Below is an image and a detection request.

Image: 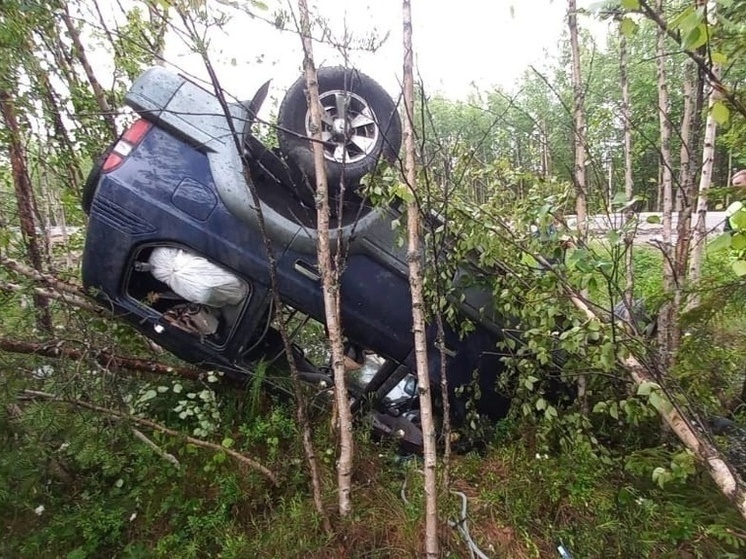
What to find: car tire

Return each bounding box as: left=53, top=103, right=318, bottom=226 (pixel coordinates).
left=277, top=66, right=401, bottom=195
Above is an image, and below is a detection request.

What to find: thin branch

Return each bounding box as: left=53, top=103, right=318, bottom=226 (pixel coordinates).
left=175, top=6, right=331, bottom=532
left=59, top=4, right=118, bottom=137
left=638, top=0, right=746, bottom=119
left=131, top=427, right=181, bottom=468
left=19, top=389, right=277, bottom=485
left=0, top=281, right=101, bottom=314
left=0, top=337, right=204, bottom=381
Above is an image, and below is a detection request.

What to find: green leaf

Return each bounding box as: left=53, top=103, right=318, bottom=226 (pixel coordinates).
left=683, top=24, right=708, bottom=50
left=731, top=208, right=746, bottom=230
left=535, top=397, right=547, bottom=411
left=621, top=0, right=640, bottom=9
left=711, top=52, right=728, bottom=65
left=669, top=6, right=695, bottom=30
left=732, top=260, right=746, bottom=276
left=609, top=402, right=619, bottom=420
left=732, top=233, right=746, bottom=251
left=646, top=214, right=661, bottom=224
left=712, top=101, right=730, bottom=125
left=649, top=391, right=673, bottom=414
left=221, top=437, right=234, bottom=448
left=636, top=381, right=658, bottom=396
left=607, top=230, right=621, bottom=245
left=652, top=466, right=670, bottom=488
left=617, top=486, right=635, bottom=505
left=620, top=17, right=639, bottom=37
left=611, top=191, right=628, bottom=206
left=707, top=232, right=732, bottom=253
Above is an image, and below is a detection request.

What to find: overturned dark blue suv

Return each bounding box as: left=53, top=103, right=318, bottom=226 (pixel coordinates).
left=82, top=66, right=526, bottom=448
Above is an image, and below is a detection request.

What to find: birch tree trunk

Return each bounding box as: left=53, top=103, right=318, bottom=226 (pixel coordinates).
left=654, top=0, right=676, bottom=365
left=674, top=60, right=697, bottom=272
left=568, top=0, right=587, bottom=240
left=668, top=58, right=701, bottom=350
left=174, top=5, right=331, bottom=531
left=402, top=1, right=438, bottom=556
left=559, top=286, right=746, bottom=522
left=620, top=24, right=635, bottom=306
left=688, top=65, right=722, bottom=304
left=297, top=0, right=354, bottom=518
left=568, top=0, right=589, bottom=411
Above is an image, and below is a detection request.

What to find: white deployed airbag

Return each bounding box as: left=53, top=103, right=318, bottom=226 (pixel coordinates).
left=148, top=247, right=248, bottom=307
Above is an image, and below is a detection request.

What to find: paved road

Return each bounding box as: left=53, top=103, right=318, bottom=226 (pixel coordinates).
left=569, top=211, right=728, bottom=244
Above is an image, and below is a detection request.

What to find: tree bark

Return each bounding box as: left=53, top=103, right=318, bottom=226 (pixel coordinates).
left=60, top=3, right=117, bottom=138
left=0, top=90, right=53, bottom=333
left=667, top=57, right=700, bottom=353
left=175, top=7, right=332, bottom=531
left=568, top=0, right=589, bottom=413
left=30, top=55, right=84, bottom=190
left=673, top=60, right=697, bottom=278
left=556, top=287, right=746, bottom=522
left=402, top=2, right=439, bottom=556
left=688, top=65, right=722, bottom=305
left=654, top=0, right=676, bottom=366
left=620, top=24, right=635, bottom=308
left=638, top=0, right=746, bottom=120
left=296, top=0, right=354, bottom=518
left=0, top=337, right=204, bottom=381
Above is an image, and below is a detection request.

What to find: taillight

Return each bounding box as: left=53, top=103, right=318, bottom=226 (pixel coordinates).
left=102, top=119, right=152, bottom=173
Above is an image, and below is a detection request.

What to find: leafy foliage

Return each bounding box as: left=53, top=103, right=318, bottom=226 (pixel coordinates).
left=3, top=0, right=746, bottom=555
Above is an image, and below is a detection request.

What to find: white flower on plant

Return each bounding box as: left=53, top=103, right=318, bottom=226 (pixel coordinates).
left=129, top=512, right=137, bottom=522
left=34, top=505, right=45, bottom=516
left=32, top=365, right=54, bottom=379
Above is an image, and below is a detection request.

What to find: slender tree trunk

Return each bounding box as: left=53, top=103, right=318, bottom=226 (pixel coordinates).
left=402, top=1, right=438, bottom=556
left=541, top=117, right=550, bottom=179
left=60, top=3, right=117, bottom=138
left=568, top=0, right=589, bottom=412
left=688, top=65, right=722, bottom=305
left=668, top=58, right=699, bottom=351
left=655, top=0, right=675, bottom=365
left=28, top=55, right=84, bottom=190
left=620, top=26, right=635, bottom=307
left=0, top=90, right=53, bottom=333
left=568, top=0, right=587, bottom=239
left=561, top=288, right=746, bottom=522
left=297, top=0, right=354, bottom=518
left=174, top=6, right=332, bottom=531
left=147, top=0, right=168, bottom=65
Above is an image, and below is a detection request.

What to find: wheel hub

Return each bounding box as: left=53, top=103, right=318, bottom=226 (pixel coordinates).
left=307, top=90, right=380, bottom=164
left=331, top=117, right=348, bottom=141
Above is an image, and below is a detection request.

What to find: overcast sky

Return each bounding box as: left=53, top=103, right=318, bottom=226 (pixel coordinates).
left=164, top=0, right=608, bottom=104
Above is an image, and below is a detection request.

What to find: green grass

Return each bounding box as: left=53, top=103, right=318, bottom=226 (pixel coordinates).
left=4, top=215, right=746, bottom=558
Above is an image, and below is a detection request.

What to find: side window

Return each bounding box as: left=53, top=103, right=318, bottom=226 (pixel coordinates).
left=126, top=245, right=250, bottom=347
